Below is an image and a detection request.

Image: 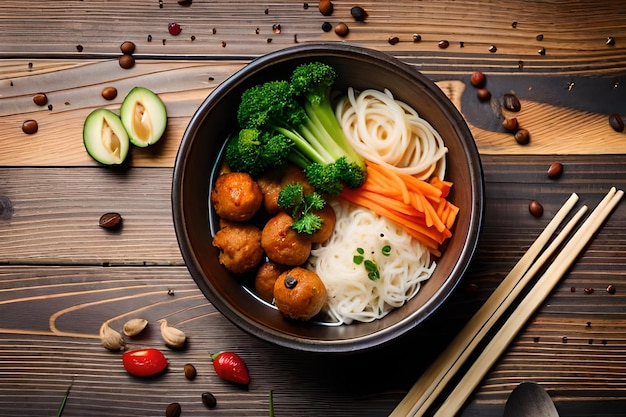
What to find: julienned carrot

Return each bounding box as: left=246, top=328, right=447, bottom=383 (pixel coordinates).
left=340, top=161, right=459, bottom=253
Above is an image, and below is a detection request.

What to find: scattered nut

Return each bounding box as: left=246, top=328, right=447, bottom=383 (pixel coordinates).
left=608, top=113, right=624, bottom=132
left=318, top=0, right=333, bottom=16
left=528, top=200, right=543, bottom=217
left=22, top=120, right=38, bottom=134
left=122, top=318, right=148, bottom=336
left=118, top=54, right=135, bottom=69
left=165, top=402, right=182, bottom=417
left=350, top=6, right=368, bottom=21
left=470, top=71, right=485, bottom=88
left=514, top=128, right=530, bottom=145
left=101, top=87, right=118, bottom=100
left=388, top=36, right=400, bottom=45
left=99, top=212, right=122, bottom=229
left=503, top=93, right=521, bottom=112
left=477, top=88, right=491, bottom=101
left=202, top=391, right=217, bottom=408
left=100, top=322, right=125, bottom=351
left=120, top=41, right=136, bottom=55
left=502, top=117, right=518, bottom=131
left=547, top=162, right=563, bottom=179
left=334, top=22, right=349, bottom=37
left=184, top=363, right=197, bottom=380
left=158, top=318, right=187, bottom=348
left=32, top=93, right=48, bottom=106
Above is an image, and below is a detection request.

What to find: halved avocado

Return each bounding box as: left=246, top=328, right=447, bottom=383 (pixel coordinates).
left=83, top=108, right=130, bottom=165
left=119, top=87, right=167, bottom=147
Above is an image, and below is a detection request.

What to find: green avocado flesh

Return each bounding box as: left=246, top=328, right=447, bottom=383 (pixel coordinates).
left=83, top=108, right=130, bottom=165
left=119, top=87, right=167, bottom=147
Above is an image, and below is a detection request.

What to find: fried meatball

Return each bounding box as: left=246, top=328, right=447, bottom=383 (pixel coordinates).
left=254, top=261, right=286, bottom=302
left=257, top=164, right=315, bottom=215
left=212, top=223, right=264, bottom=274
left=212, top=172, right=262, bottom=222
left=256, top=170, right=283, bottom=215
left=261, top=212, right=312, bottom=266
left=273, top=267, right=327, bottom=321
left=310, top=203, right=336, bottom=244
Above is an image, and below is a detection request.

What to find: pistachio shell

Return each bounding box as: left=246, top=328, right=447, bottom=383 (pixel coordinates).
left=122, top=318, right=149, bottom=336
left=158, top=319, right=186, bottom=348
left=100, top=322, right=125, bottom=351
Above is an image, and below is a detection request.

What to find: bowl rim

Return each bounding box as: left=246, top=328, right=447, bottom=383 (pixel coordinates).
left=172, top=42, right=485, bottom=353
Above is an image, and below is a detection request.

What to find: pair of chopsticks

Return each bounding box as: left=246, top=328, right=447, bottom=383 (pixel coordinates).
left=390, top=187, right=624, bottom=417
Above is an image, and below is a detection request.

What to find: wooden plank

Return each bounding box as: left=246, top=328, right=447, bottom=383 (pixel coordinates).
left=2, top=60, right=626, bottom=168
left=0, top=167, right=183, bottom=265
left=1, top=0, right=625, bottom=75
left=1, top=155, right=626, bottom=416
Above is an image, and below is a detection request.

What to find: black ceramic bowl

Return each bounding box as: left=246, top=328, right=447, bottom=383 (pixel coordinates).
left=172, top=43, right=484, bottom=353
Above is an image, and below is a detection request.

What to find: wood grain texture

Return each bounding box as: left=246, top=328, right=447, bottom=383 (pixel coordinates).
left=1, top=156, right=626, bottom=416
left=2, top=60, right=626, bottom=168
left=2, top=1, right=626, bottom=416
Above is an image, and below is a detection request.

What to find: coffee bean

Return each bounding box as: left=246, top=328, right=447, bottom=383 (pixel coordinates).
left=334, top=22, right=349, bottom=37
left=412, top=33, right=422, bottom=42
left=608, top=113, right=624, bottom=132
left=606, top=36, right=616, bottom=46
left=33, top=93, right=48, bottom=106
left=120, top=41, right=136, bottom=55
left=101, top=87, right=118, bottom=101
left=201, top=391, right=217, bottom=408
left=477, top=88, right=491, bottom=101
left=165, top=402, right=181, bottom=417
left=538, top=47, right=546, bottom=55
left=547, top=162, right=563, bottom=179
left=502, top=117, right=518, bottom=131
left=528, top=200, right=543, bottom=217
left=438, top=40, right=450, bottom=49
left=22, top=120, right=38, bottom=134
left=470, top=71, right=485, bottom=88
left=503, top=93, right=521, bottom=112
left=488, top=45, right=497, bottom=53
left=99, top=212, right=122, bottom=229
left=119, top=54, right=135, bottom=69
left=388, top=36, right=400, bottom=45
left=514, top=128, right=530, bottom=145
left=536, top=34, right=544, bottom=41
left=350, top=6, right=367, bottom=21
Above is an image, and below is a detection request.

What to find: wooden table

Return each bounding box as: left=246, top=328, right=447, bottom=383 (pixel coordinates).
left=1, top=1, right=626, bottom=415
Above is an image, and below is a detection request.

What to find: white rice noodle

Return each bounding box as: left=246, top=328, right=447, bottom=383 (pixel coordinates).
left=336, top=87, right=448, bottom=180
left=307, top=200, right=435, bottom=325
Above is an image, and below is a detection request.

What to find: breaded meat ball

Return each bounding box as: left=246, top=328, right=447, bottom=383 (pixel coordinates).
left=212, top=223, right=264, bottom=274
left=310, top=203, right=336, bottom=244
left=273, top=267, right=327, bottom=321
left=211, top=172, right=262, bottom=222
left=261, top=212, right=311, bottom=266
left=257, top=164, right=315, bottom=215
left=254, top=261, right=286, bottom=302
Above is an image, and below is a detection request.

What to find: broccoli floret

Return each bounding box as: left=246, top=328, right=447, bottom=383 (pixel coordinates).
left=224, top=128, right=294, bottom=177
left=277, top=183, right=326, bottom=234
left=234, top=62, right=366, bottom=194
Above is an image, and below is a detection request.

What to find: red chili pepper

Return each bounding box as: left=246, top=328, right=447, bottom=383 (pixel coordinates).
left=122, top=348, right=168, bottom=377
left=210, top=351, right=250, bottom=385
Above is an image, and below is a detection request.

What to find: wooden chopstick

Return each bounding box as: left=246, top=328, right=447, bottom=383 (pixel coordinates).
left=390, top=188, right=623, bottom=417
left=389, top=193, right=580, bottom=417
left=433, top=187, right=623, bottom=416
